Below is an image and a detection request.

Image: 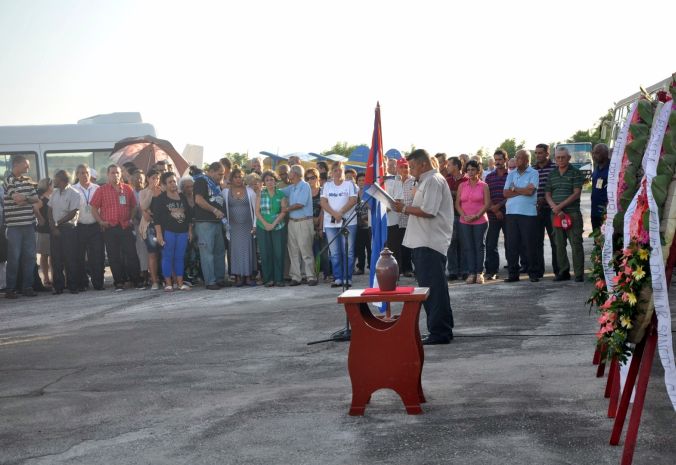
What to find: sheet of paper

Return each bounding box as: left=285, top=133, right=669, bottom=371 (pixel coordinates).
left=366, top=183, right=397, bottom=209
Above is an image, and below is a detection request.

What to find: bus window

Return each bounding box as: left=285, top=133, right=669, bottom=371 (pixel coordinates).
left=0, top=152, right=39, bottom=182
left=45, top=150, right=113, bottom=184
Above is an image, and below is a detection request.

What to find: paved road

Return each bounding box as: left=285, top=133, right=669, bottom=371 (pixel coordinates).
left=1, top=194, right=674, bottom=465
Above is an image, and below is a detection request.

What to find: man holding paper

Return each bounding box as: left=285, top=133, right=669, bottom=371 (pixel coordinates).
left=393, top=149, right=455, bottom=345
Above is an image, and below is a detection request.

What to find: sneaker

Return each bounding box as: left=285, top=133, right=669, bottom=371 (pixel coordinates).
left=475, top=274, right=484, bottom=284
left=346, top=280, right=352, bottom=288
left=331, top=280, right=343, bottom=288
left=179, top=284, right=191, bottom=291
left=151, top=282, right=160, bottom=290
left=164, top=285, right=173, bottom=292
left=485, top=274, right=497, bottom=281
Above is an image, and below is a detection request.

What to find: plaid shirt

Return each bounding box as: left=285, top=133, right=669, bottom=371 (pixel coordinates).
left=484, top=169, right=508, bottom=220
left=399, top=175, right=416, bottom=228
left=257, top=188, right=285, bottom=231
left=90, top=183, right=137, bottom=229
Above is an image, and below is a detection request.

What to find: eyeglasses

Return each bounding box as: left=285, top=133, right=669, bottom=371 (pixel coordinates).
left=306, top=176, right=317, bottom=181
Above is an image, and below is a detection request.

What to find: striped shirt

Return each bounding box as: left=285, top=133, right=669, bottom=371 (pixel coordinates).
left=545, top=165, right=583, bottom=213
left=3, top=173, right=37, bottom=227
left=484, top=169, right=508, bottom=220
left=398, top=175, right=416, bottom=228
left=535, top=160, right=555, bottom=203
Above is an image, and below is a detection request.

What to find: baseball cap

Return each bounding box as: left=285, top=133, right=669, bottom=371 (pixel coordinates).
left=396, top=158, right=409, bottom=167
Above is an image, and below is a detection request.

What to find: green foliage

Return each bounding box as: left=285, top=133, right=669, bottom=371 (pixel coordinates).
left=567, top=108, right=614, bottom=147
left=495, top=138, right=525, bottom=158
left=222, top=152, right=249, bottom=169
left=322, top=141, right=363, bottom=157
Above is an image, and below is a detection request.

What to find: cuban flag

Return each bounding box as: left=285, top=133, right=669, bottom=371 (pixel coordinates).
left=363, top=102, right=388, bottom=305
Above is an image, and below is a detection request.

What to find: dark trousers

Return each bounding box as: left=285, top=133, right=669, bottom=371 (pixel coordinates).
left=591, top=216, right=603, bottom=231
left=355, top=227, right=371, bottom=271
left=533, top=208, right=559, bottom=277
left=386, top=225, right=402, bottom=267
left=104, top=225, right=140, bottom=286
left=50, top=224, right=79, bottom=292
left=447, top=215, right=466, bottom=277
left=484, top=217, right=505, bottom=275
left=399, top=227, right=413, bottom=273
left=77, top=223, right=105, bottom=289
left=505, top=214, right=537, bottom=279
left=412, top=247, right=454, bottom=340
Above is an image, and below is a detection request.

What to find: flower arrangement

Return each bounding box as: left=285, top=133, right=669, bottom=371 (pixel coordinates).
left=595, top=238, right=652, bottom=363
left=590, top=74, right=676, bottom=364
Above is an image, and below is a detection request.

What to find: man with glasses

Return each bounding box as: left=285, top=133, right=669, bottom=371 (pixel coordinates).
left=545, top=147, right=584, bottom=282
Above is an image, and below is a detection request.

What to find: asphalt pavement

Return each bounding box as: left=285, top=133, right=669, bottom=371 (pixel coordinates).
left=1, top=194, right=674, bottom=465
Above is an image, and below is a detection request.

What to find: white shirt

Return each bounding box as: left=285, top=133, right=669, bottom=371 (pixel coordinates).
left=48, top=184, right=82, bottom=226
left=384, top=177, right=403, bottom=226
left=402, top=169, right=454, bottom=256
left=321, top=180, right=358, bottom=228
left=73, top=182, right=100, bottom=224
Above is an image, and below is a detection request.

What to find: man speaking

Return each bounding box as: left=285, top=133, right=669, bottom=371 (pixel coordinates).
left=394, top=149, right=455, bottom=345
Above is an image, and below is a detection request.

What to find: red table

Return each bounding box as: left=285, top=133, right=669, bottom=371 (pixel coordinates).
left=337, top=287, right=429, bottom=415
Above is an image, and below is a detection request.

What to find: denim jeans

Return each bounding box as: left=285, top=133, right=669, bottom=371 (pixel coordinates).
left=194, top=221, right=226, bottom=286
left=447, top=215, right=466, bottom=276
left=161, top=231, right=189, bottom=278
left=412, top=247, right=454, bottom=340
left=6, top=224, right=37, bottom=291
left=325, top=225, right=357, bottom=283
left=459, top=222, right=488, bottom=274
left=484, top=217, right=505, bottom=275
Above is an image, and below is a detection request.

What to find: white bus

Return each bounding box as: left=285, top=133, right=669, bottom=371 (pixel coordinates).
left=0, top=112, right=156, bottom=183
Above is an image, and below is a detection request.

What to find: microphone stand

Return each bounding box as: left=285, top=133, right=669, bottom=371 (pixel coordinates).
left=307, top=199, right=368, bottom=345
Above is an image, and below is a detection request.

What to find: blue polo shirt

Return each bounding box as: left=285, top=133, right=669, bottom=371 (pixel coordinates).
left=505, top=166, right=539, bottom=216
left=281, top=180, right=313, bottom=219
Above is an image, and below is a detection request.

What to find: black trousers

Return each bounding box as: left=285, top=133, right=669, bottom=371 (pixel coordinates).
left=399, top=227, right=413, bottom=273
left=104, top=225, right=140, bottom=286
left=412, top=247, right=454, bottom=340
left=50, top=223, right=79, bottom=292
left=355, top=227, right=371, bottom=271
left=505, top=214, right=538, bottom=279
left=533, top=207, right=559, bottom=277
left=77, top=222, right=105, bottom=289
left=591, top=216, right=603, bottom=231
left=386, top=225, right=402, bottom=270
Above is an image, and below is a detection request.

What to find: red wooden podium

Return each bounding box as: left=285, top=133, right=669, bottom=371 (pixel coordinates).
left=337, top=287, right=428, bottom=415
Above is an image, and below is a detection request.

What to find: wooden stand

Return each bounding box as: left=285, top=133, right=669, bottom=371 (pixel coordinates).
left=337, top=287, right=428, bottom=415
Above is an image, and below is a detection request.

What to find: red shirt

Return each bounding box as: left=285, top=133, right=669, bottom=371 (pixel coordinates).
left=446, top=173, right=467, bottom=214
left=90, top=183, right=137, bottom=229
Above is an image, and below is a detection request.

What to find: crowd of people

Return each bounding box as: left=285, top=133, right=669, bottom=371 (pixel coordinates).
left=0, top=143, right=609, bottom=311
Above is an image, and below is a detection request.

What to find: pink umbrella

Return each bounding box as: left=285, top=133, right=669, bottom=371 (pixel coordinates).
left=110, top=135, right=189, bottom=175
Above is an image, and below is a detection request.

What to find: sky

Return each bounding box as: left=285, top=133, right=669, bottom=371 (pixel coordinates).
left=1, top=0, right=674, bottom=162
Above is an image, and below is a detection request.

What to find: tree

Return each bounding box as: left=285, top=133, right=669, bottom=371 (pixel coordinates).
left=566, top=108, right=614, bottom=147
left=222, top=152, right=249, bottom=169
left=322, top=141, right=363, bottom=157
left=495, top=138, right=525, bottom=158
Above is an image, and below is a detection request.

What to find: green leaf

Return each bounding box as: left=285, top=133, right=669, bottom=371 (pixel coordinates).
left=652, top=174, right=671, bottom=206
left=630, top=123, right=650, bottom=139
left=627, top=135, right=648, bottom=155
left=642, top=210, right=651, bottom=228
left=669, top=110, right=676, bottom=129
left=624, top=170, right=638, bottom=189
left=663, top=134, right=675, bottom=156
left=614, top=213, right=625, bottom=233
left=656, top=159, right=675, bottom=177
left=637, top=100, right=654, bottom=126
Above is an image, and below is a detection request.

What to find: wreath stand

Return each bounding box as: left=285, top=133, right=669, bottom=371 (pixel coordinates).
left=593, top=239, right=676, bottom=465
